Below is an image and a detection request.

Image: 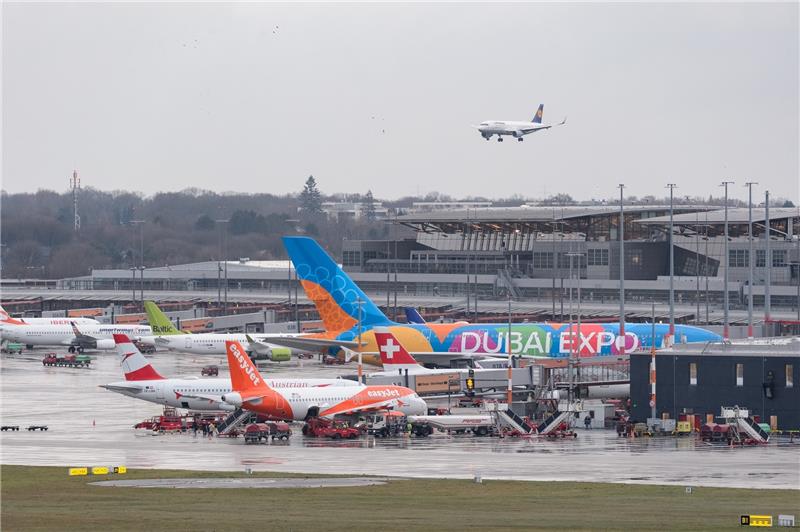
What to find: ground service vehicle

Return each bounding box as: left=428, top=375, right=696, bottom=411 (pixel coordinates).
left=42, top=353, right=91, bottom=367
left=302, top=418, right=360, bottom=439
left=201, top=365, right=219, bottom=376
left=243, top=422, right=291, bottom=443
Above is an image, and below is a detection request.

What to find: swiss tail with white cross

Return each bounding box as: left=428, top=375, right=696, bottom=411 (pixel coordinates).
left=373, top=327, right=431, bottom=373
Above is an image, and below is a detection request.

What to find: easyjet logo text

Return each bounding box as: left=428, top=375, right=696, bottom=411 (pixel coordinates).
left=367, top=389, right=401, bottom=399
left=230, top=343, right=261, bottom=387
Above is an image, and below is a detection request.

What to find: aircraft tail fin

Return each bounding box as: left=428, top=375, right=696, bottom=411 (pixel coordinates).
left=532, top=104, right=544, bottom=124
left=114, top=333, right=165, bottom=381
left=373, top=327, right=424, bottom=370
left=282, top=236, right=392, bottom=331
left=404, top=307, right=426, bottom=324
left=144, top=301, right=184, bottom=335
left=226, top=340, right=269, bottom=392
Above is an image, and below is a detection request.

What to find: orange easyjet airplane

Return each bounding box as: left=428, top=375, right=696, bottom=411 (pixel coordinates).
left=220, top=340, right=427, bottom=420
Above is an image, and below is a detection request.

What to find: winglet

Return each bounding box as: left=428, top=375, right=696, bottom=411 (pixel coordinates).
left=559, top=116, right=567, bottom=125
left=226, top=340, right=268, bottom=392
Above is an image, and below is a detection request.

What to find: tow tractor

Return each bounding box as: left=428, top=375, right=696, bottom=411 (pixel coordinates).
left=363, top=411, right=408, bottom=437
left=302, top=417, right=360, bottom=439
left=42, top=353, right=91, bottom=368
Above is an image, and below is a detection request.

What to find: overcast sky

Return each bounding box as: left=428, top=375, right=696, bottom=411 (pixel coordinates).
left=3, top=2, right=798, bottom=203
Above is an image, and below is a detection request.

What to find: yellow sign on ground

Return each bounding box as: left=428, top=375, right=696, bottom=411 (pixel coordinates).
left=91, top=466, right=109, bottom=475
left=68, top=467, right=88, bottom=476
left=741, top=514, right=773, bottom=527
left=113, top=466, right=127, bottom=474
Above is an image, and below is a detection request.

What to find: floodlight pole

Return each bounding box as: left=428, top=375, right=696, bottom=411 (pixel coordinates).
left=650, top=300, right=656, bottom=420
left=357, top=297, right=363, bottom=384
left=745, top=182, right=758, bottom=338
left=506, top=295, right=512, bottom=408
left=618, top=184, right=626, bottom=355
left=666, top=183, right=677, bottom=338
left=720, top=181, right=734, bottom=341
left=764, top=191, right=771, bottom=325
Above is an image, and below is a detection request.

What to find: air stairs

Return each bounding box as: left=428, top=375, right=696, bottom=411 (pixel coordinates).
left=536, top=410, right=573, bottom=435
left=498, top=268, right=521, bottom=299
left=495, top=408, right=535, bottom=434
left=216, top=408, right=256, bottom=435
left=720, top=406, right=770, bottom=444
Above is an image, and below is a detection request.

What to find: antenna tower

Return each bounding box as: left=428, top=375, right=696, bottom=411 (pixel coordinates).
left=71, top=170, right=81, bottom=231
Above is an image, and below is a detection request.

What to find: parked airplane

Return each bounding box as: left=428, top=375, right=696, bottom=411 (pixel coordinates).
left=474, top=104, right=566, bottom=142
left=139, top=300, right=355, bottom=359
left=0, top=305, right=97, bottom=326
left=0, top=319, right=151, bottom=352
left=100, top=334, right=361, bottom=412
left=221, top=340, right=427, bottom=420
left=278, top=236, right=721, bottom=366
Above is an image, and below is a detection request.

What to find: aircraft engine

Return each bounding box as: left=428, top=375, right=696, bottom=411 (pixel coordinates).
left=221, top=392, right=243, bottom=407
left=95, top=339, right=116, bottom=350
left=513, top=130, right=523, bottom=138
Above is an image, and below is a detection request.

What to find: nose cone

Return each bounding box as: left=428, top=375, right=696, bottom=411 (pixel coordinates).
left=408, top=396, right=427, bottom=415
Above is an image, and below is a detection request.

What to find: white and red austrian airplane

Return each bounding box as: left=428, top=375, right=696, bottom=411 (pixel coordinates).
left=221, top=340, right=427, bottom=420
left=100, top=334, right=361, bottom=412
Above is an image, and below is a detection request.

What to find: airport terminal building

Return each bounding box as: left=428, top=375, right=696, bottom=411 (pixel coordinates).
left=52, top=204, right=800, bottom=325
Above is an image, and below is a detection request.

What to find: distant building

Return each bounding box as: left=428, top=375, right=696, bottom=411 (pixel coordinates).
left=319, top=201, right=389, bottom=222
left=410, top=201, right=493, bottom=212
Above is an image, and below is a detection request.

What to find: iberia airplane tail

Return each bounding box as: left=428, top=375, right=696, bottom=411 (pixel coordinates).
left=113, top=334, right=165, bottom=381
left=0, top=305, right=25, bottom=325
left=282, top=236, right=392, bottom=332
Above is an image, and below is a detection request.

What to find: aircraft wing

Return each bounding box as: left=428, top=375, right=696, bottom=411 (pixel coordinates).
left=175, top=391, right=225, bottom=403
left=70, top=323, right=98, bottom=348
left=258, top=336, right=363, bottom=352
left=518, top=117, right=567, bottom=135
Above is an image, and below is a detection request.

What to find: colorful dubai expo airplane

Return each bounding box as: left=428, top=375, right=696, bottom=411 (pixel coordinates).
left=272, top=237, right=722, bottom=367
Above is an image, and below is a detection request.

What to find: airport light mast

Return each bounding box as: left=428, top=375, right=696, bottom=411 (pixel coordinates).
left=744, top=182, right=758, bottom=338
left=506, top=295, right=512, bottom=408
left=666, top=183, right=677, bottom=339
left=720, top=180, right=734, bottom=341
left=764, top=191, right=771, bottom=324
left=618, top=184, right=625, bottom=355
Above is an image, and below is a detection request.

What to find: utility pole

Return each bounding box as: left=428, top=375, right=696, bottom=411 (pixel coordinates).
left=618, top=184, right=626, bottom=355
left=215, top=219, right=229, bottom=313
left=764, top=191, right=771, bottom=325
left=357, top=297, right=364, bottom=384
left=130, top=220, right=146, bottom=311
left=506, top=294, right=513, bottom=408
left=666, top=183, right=677, bottom=338
left=567, top=251, right=584, bottom=402
left=650, top=300, right=656, bottom=420
left=745, top=182, right=758, bottom=338
left=721, top=181, right=734, bottom=341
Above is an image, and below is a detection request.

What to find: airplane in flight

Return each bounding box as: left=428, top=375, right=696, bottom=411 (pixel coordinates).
left=100, top=334, right=361, bottom=412
left=277, top=236, right=722, bottom=367
left=0, top=305, right=98, bottom=326
left=221, top=340, right=427, bottom=420
left=0, top=319, right=151, bottom=352
left=474, top=104, right=566, bottom=142
left=139, top=301, right=356, bottom=359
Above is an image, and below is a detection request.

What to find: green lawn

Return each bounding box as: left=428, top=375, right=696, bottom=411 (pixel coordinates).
left=2, top=465, right=798, bottom=531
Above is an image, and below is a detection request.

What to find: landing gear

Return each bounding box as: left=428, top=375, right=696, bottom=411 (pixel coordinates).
left=68, top=346, right=75, bottom=353
left=517, top=137, right=524, bottom=142
left=497, top=137, right=504, bottom=142
left=77, top=347, right=84, bottom=354
left=484, top=136, right=490, bottom=141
